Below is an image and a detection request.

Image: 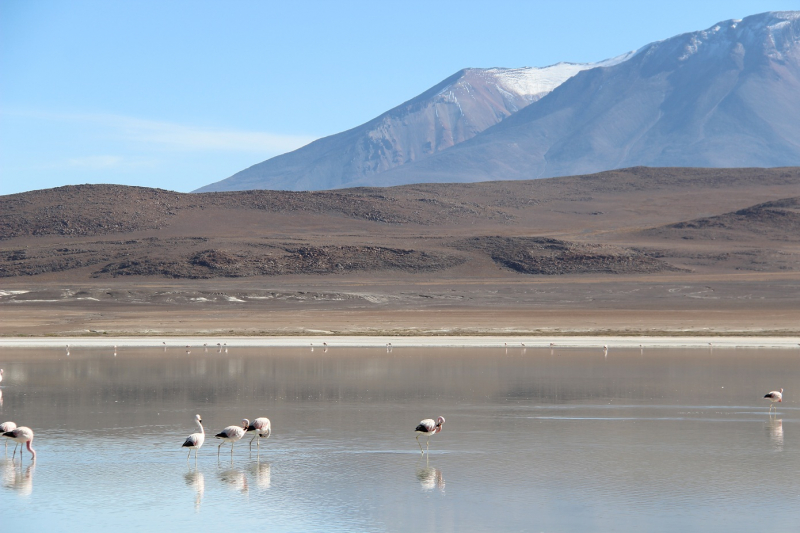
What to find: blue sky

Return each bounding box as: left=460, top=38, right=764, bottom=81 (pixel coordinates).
left=2, top=0, right=798, bottom=195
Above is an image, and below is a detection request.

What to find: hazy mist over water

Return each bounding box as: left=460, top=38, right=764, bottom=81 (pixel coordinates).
left=0, top=346, right=798, bottom=532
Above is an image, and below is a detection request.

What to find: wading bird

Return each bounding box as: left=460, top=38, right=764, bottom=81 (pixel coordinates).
left=182, top=414, right=205, bottom=460
left=0, top=368, right=3, bottom=384
left=415, top=416, right=445, bottom=454
left=247, top=418, right=271, bottom=450
left=215, top=419, right=249, bottom=458
left=764, top=388, right=783, bottom=413
left=1, top=421, right=17, bottom=452
left=3, top=426, right=35, bottom=460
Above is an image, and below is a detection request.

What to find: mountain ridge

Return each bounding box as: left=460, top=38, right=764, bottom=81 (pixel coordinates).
left=194, top=54, right=634, bottom=192
left=197, top=11, right=800, bottom=192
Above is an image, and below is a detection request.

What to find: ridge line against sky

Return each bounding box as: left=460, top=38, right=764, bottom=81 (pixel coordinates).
left=2, top=0, right=798, bottom=195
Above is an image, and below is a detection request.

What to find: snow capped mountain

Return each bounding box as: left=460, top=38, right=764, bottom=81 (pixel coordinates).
left=196, top=11, right=800, bottom=193
left=357, top=11, right=800, bottom=187
left=194, top=54, right=633, bottom=192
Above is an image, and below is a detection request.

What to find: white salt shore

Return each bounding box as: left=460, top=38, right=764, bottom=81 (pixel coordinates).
left=1, top=336, right=798, bottom=349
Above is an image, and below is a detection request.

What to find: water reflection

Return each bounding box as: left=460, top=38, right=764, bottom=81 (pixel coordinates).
left=416, top=458, right=445, bottom=493
left=766, top=418, right=784, bottom=450
left=249, top=459, right=271, bottom=489
left=219, top=466, right=249, bottom=494
left=1, top=458, right=34, bottom=496
left=2, top=346, right=800, bottom=532
left=184, top=469, right=205, bottom=511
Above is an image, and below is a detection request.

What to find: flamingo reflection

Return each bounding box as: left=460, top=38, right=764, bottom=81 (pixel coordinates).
left=767, top=418, right=784, bottom=449
left=250, top=459, right=271, bottom=489
left=2, top=459, right=34, bottom=496
left=218, top=466, right=249, bottom=494
left=417, top=459, right=445, bottom=492
left=184, top=469, right=205, bottom=511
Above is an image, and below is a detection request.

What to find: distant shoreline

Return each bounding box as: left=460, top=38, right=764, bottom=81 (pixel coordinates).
left=1, top=335, right=798, bottom=349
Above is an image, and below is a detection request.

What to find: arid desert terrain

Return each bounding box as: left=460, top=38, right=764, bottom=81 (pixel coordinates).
left=2, top=167, right=799, bottom=337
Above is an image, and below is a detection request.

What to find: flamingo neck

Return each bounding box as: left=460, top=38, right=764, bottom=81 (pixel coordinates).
left=26, top=440, right=36, bottom=458
left=197, top=420, right=205, bottom=435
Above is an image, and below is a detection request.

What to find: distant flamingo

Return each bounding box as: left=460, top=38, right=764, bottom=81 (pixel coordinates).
left=415, top=416, right=445, bottom=454
left=0, top=368, right=3, bottom=384
left=3, top=426, right=35, bottom=460
left=182, top=414, right=205, bottom=460
left=764, top=388, right=783, bottom=413
left=1, top=421, right=17, bottom=452
left=215, top=419, right=249, bottom=457
left=247, top=418, right=271, bottom=450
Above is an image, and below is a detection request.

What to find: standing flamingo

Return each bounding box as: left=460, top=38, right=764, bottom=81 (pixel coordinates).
left=764, top=388, right=783, bottom=413
left=1, top=421, right=17, bottom=452
left=415, top=416, right=445, bottom=454
left=3, top=426, right=35, bottom=460
left=0, top=368, right=3, bottom=384
left=247, top=418, right=271, bottom=450
left=181, top=414, right=205, bottom=460
left=215, top=419, right=249, bottom=457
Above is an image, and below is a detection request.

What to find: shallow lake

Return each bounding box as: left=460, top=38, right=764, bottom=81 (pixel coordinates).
left=0, top=345, right=798, bottom=532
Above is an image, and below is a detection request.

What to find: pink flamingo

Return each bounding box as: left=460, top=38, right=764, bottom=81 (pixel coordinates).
left=215, top=419, right=249, bottom=457
left=1, top=421, right=17, bottom=452
left=181, top=414, right=205, bottom=460
left=247, top=418, right=271, bottom=450
left=764, top=388, right=783, bottom=413
left=3, top=426, right=35, bottom=460
left=415, top=416, right=445, bottom=454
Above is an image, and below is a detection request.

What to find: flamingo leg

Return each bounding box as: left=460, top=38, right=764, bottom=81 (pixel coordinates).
left=187, top=449, right=191, bottom=460
left=218, top=442, right=223, bottom=457
left=250, top=434, right=257, bottom=450
left=426, top=438, right=431, bottom=453
left=416, top=435, right=424, bottom=454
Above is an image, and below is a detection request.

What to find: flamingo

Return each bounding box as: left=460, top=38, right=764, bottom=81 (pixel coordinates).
left=247, top=418, right=271, bottom=450
left=415, top=416, right=445, bottom=454
left=1, top=421, right=17, bottom=452
left=764, top=388, right=783, bottom=413
left=0, top=368, right=3, bottom=384
left=181, top=414, right=205, bottom=460
left=215, top=419, right=249, bottom=457
left=3, top=426, right=35, bottom=460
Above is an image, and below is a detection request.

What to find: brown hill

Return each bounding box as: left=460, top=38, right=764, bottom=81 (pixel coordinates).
left=643, top=197, right=800, bottom=242
left=2, top=167, right=799, bottom=280
left=2, top=167, right=799, bottom=336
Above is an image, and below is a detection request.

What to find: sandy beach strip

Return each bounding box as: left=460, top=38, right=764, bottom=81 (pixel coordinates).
left=1, top=336, right=799, bottom=349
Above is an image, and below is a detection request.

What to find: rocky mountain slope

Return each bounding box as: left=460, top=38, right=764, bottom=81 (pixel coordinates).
left=195, top=56, right=632, bottom=192
left=198, top=11, right=800, bottom=192
left=366, top=11, right=800, bottom=187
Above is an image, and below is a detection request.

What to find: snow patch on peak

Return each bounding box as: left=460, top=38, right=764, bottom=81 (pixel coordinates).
left=484, top=51, right=636, bottom=101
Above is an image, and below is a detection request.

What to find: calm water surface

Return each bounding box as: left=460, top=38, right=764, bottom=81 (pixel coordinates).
left=0, top=346, right=798, bottom=532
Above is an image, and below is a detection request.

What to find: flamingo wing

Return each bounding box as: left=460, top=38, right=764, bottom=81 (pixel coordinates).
left=416, top=419, right=435, bottom=433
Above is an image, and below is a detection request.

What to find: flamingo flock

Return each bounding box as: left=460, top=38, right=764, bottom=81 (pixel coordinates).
left=176, top=413, right=448, bottom=459
left=177, top=416, right=273, bottom=459
left=0, top=344, right=791, bottom=467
